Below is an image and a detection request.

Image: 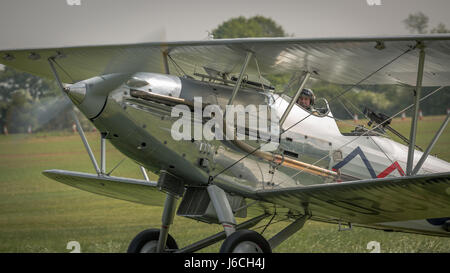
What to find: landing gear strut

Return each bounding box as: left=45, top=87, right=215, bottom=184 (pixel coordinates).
left=127, top=228, right=178, bottom=253
left=128, top=171, right=181, bottom=253
left=127, top=174, right=309, bottom=253
left=127, top=193, right=179, bottom=253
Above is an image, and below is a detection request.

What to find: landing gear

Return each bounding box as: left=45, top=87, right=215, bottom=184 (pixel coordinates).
left=220, top=230, right=272, bottom=253
left=127, top=229, right=178, bottom=253
left=128, top=171, right=182, bottom=253
left=127, top=192, right=178, bottom=253
left=444, top=220, right=450, bottom=232
left=126, top=173, right=309, bottom=253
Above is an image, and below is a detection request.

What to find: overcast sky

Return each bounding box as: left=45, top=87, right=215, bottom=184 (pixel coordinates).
left=1, top=0, right=450, bottom=49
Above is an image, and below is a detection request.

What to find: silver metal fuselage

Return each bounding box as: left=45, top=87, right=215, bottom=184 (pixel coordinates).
left=68, top=72, right=450, bottom=235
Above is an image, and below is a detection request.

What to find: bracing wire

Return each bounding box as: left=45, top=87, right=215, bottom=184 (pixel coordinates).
left=277, top=85, right=446, bottom=185
left=210, top=45, right=416, bottom=183
left=281, top=46, right=414, bottom=135
left=167, top=54, right=188, bottom=77
left=50, top=57, right=75, bottom=84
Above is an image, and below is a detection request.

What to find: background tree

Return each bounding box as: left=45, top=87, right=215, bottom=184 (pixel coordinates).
left=430, top=23, right=450, bottom=34
left=400, top=12, right=450, bottom=117
left=0, top=66, right=80, bottom=133
left=403, top=12, right=450, bottom=34
left=403, top=12, right=429, bottom=34
left=211, top=15, right=287, bottom=39
left=211, top=15, right=291, bottom=91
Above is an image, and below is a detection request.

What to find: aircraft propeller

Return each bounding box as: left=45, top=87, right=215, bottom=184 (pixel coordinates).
left=27, top=27, right=168, bottom=132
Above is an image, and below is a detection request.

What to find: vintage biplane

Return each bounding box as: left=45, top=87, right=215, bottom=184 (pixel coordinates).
left=1, top=34, right=450, bottom=253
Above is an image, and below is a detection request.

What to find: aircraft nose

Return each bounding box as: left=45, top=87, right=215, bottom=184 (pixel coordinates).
left=65, top=83, right=87, bottom=105
left=66, top=73, right=129, bottom=119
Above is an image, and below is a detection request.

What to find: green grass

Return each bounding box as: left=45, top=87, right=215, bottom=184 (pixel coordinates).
left=0, top=116, right=449, bottom=253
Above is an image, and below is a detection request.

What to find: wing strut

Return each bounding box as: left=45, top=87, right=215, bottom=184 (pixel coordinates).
left=71, top=110, right=102, bottom=175
left=268, top=213, right=310, bottom=250
left=412, top=112, right=450, bottom=175
left=226, top=51, right=253, bottom=107
left=48, top=57, right=102, bottom=175
left=406, top=43, right=426, bottom=176
left=162, top=50, right=170, bottom=75
left=100, top=132, right=107, bottom=174
left=140, top=166, right=151, bottom=181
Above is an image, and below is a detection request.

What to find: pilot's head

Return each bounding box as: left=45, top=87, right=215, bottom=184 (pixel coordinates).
left=297, top=88, right=315, bottom=109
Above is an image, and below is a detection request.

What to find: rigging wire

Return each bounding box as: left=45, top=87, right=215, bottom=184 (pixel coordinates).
left=320, top=113, right=396, bottom=166
left=49, top=57, right=75, bottom=84
left=336, top=97, right=357, bottom=119
left=209, top=45, right=415, bottom=183
left=167, top=54, right=188, bottom=77
left=281, top=46, right=414, bottom=135
left=211, top=143, right=262, bottom=180
left=253, top=217, right=291, bottom=234
left=260, top=208, right=277, bottom=235
left=324, top=113, right=388, bottom=138
left=327, top=111, right=396, bottom=165
left=254, top=57, right=266, bottom=93
left=369, top=135, right=396, bottom=166
left=278, top=85, right=446, bottom=185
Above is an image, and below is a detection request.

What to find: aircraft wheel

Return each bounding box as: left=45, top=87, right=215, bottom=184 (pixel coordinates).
left=220, top=230, right=272, bottom=253
left=444, top=220, right=450, bottom=232
left=127, top=228, right=178, bottom=253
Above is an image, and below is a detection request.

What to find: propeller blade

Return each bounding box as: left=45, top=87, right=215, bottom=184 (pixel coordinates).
left=31, top=95, right=72, bottom=130
left=101, top=27, right=168, bottom=88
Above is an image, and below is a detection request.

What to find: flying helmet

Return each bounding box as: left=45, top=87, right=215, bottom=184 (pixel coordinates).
left=300, top=88, right=315, bottom=106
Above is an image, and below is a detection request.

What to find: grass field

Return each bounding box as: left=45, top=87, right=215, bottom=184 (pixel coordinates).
left=0, top=115, right=449, bottom=253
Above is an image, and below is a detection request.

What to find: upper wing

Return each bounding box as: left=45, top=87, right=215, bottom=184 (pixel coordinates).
left=1, top=34, right=450, bottom=86
left=256, top=172, right=450, bottom=224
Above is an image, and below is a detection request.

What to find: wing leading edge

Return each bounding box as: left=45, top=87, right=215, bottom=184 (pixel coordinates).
left=256, top=172, right=450, bottom=225
left=42, top=169, right=165, bottom=206
left=1, top=35, right=450, bottom=86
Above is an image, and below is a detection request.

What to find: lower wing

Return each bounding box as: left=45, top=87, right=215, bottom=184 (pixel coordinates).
left=42, top=169, right=165, bottom=206
left=256, top=172, right=450, bottom=226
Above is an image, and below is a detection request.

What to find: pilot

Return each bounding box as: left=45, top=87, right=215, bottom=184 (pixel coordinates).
left=296, top=88, right=316, bottom=112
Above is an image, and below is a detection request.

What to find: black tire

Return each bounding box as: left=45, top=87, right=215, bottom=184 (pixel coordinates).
left=220, top=230, right=272, bottom=253
left=127, top=228, right=178, bottom=253
left=444, top=220, right=450, bottom=232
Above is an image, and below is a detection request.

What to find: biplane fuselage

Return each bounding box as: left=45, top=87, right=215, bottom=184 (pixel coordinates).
left=67, top=72, right=450, bottom=236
